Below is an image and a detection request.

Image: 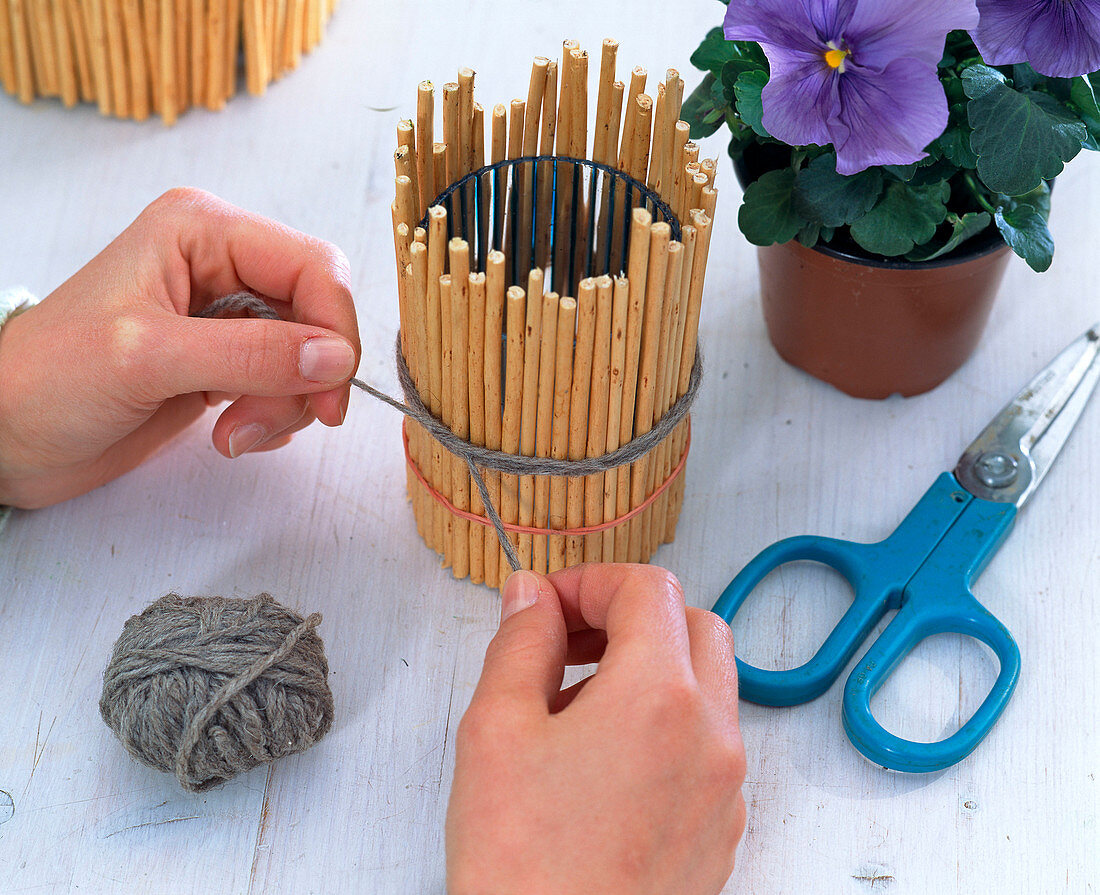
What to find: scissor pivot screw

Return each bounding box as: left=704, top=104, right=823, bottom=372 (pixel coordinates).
left=974, top=451, right=1019, bottom=488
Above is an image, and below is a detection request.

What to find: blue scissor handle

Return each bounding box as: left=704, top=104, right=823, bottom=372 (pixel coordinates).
left=712, top=535, right=911, bottom=706
left=843, top=496, right=1020, bottom=773
left=713, top=473, right=974, bottom=706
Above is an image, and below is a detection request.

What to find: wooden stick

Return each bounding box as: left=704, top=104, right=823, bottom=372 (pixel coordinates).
left=614, top=208, right=651, bottom=561
left=52, top=0, right=78, bottom=106
left=392, top=211, right=411, bottom=359
left=282, top=0, right=302, bottom=74
left=482, top=251, right=506, bottom=588
left=458, top=66, right=475, bottom=238
left=602, top=275, right=630, bottom=560
left=516, top=268, right=545, bottom=570
left=491, top=102, right=507, bottom=254
left=656, top=69, right=683, bottom=197
left=617, top=66, right=646, bottom=171
left=584, top=274, right=613, bottom=562
left=0, top=0, right=17, bottom=96
left=442, top=81, right=460, bottom=187
left=547, top=295, right=576, bottom=573
left=701, top=156, right=717, bottom=189
left=397, top=118, right=419, bottom=221
left=668, top=121, right=689, bottom=210
left=518, top=56, right=547, bottom=277
left=69, top=0, right=94, bottom=104
left=458, top=66, right=475, bottom=175
left=592, top=38, right=618, bottom=165
left=505, top=97, right=524, bottom=263
left=628, top=93, right=654, bottom=187
left=29, top=0, right=57, bottom=98
left=535, top=59, right=557, bottom=268
left=627, top=222, right=670, bottom=562
left=432, top=142, right=447, bottom=211
left=395, top=173, right=417, bottom=234
left=416, top=80, right=434, bottom=214
left=205, top=0, right=226, bottom=109
left=188, top=0, right=203, bottom=107
left=242, top=0, right=264, bottom=95
left=173, top=0, right=188, bottom=107
left=566, top=277, right=596, bottom=566
left=645, top=238, right=683, bottom=557
left=473, top=102, right=487, bottom=266
left=408, top=241, right=432, bottom=550
left=499, top=283, right=526, bottom=583
left=85, top=0, right=111, bottom=113
left=224, top=0, right=239, bottom=101
left=439, top=272, right=456, bottom=569
left=665, top=210, right=712, bottom=540
left=532, top=290, right=561, bottom=574
left=448, top=240, right=473, bottom=582
left=467, top=270, right=487, bottom=584
left=568, top=47, right=589, bottom=287
left=427, top=205, right=450, bottom=560
left=648, top=80, right=667, bottom=193
left=158, top=0, right=176, bottom=123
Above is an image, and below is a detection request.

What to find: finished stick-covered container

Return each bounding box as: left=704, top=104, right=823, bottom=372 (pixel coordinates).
left=391, top=39, right=718, bottom=587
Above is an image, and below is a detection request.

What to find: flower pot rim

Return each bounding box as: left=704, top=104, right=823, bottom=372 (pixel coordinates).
left=803, top=230, right=1009, bottom=271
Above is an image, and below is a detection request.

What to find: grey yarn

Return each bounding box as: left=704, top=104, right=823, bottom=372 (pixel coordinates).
left=198, top=292, right=703, bottom=571
left=99, top=592, right=334, bottom=793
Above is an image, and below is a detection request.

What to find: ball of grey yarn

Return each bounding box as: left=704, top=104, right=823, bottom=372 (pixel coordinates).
left=99, top=593, right=335, bottom=793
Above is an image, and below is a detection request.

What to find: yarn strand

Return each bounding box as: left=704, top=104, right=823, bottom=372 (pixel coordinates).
left=197, top=293, right=703, bottom=573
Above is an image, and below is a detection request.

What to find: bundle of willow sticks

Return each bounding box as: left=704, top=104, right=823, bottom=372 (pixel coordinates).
left=392, top=39, right=718, bottom=587
left=0, top=0, right=336, bottom=123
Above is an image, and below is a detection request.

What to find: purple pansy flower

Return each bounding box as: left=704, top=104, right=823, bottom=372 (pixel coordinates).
left=972, top=0, right=1100, bottom=78
left=724, top=0, right=979, bottom=175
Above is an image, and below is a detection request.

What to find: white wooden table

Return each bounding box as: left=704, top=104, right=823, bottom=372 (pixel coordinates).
left=2, top=3, right=1097, bottom=892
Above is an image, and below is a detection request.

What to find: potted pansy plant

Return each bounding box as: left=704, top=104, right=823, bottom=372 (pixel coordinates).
left=685, top=0, right=1100, bottom=398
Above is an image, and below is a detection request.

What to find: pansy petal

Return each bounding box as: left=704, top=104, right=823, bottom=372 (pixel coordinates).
left=759, top=54, right=840, bottom=148
left=971, top=0, right=1036, bottom=65
left=846, top=0, right=979, bottom=71
left=724, top=0, right=825, bottom=54
left=828, top=58, right=948, bottom=174
left=1023, top=1, right=1100, bottom=77
left=974, top=0, right=1100, bottom=77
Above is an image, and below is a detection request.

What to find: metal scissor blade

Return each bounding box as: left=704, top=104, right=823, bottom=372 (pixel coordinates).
left=955, top=324, right=1100, bottom=507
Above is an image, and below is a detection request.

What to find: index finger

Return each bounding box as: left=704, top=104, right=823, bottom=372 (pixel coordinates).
left=545, top=563, right=693, bottom=678
left=143, top=188, right=359, bottom=346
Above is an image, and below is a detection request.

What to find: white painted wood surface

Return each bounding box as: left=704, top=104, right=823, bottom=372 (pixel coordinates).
left=1, top=3, right=1098, bottom=892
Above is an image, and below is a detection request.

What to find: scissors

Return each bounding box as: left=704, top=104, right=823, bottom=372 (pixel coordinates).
left=713, top=325, right=1100, bottom=773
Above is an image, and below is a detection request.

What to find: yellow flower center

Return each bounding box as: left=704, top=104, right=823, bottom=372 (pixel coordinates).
left=824, top=42, right=850, bottom=72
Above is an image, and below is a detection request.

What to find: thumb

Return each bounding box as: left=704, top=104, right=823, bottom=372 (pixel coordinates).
left=142, top=314, right=358, bottom=399
left=469, top=571, right=568, bottom=714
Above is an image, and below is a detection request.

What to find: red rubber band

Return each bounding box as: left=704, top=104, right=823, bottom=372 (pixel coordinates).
left=401, top=418, right=692, bottom=537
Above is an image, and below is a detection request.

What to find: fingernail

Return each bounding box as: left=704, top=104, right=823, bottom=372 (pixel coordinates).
left=299, top=337, right=356, bottom=384
left=228, top=423, right=266, bottom=458
left=501, top=570, right=540, bottom=622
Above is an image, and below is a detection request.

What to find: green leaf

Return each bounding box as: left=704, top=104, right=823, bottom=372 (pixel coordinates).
left=964, top=64, right=1086, bottom=195
left=1070, top=73, right=1100, bottom=150
left=849, top=181, right=950, bottom=256
left=793, top=153, right=883, bottom=227
left=738, top=169, right=804, bottom=246
left=734, top=70, right=770, bottom=138
left=882, top=163, right=919, bottom=181
left=906, top=211, right=991, bottom=261
left=682, top=74, right=724, bottom=140
left=690, top=28, right=736, bottom=74
left=995, top=202, right=1054, bottom=272
left=936, top=106, right=978, bottom=168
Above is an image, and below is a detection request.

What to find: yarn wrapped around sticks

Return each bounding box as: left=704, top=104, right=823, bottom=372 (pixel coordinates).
left=99, top=593, right=334, bottom=792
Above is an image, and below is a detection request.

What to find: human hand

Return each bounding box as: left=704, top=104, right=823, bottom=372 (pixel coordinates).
left=0, top=188, right=360, bottom=508
left=446, top=564, right=747, bottom=895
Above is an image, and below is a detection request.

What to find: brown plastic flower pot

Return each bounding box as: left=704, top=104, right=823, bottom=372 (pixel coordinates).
left=757, top=238, right=1012, bottom=399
